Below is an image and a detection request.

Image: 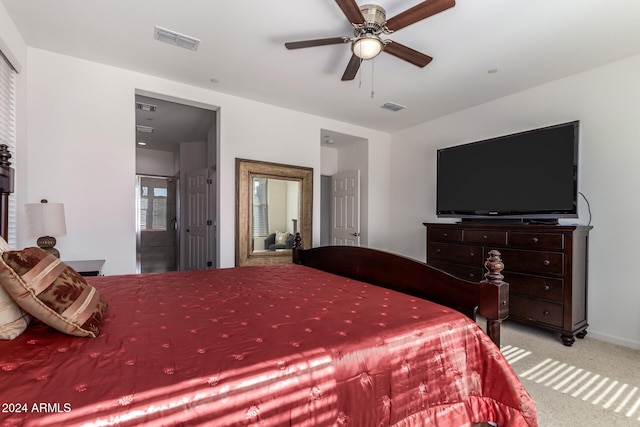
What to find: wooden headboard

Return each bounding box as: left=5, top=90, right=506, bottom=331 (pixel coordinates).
left=0, top=144, right=14, bottom=241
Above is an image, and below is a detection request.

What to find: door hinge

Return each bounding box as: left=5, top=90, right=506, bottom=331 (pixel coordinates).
left=207, top=178, right=213, bottom=185
left=207, top=261, right=213, bottom=267
left=207, top=220, right=213, bottom=226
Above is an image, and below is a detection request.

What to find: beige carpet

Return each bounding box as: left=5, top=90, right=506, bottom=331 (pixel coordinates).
left=500, top=320, right=640, bottom=426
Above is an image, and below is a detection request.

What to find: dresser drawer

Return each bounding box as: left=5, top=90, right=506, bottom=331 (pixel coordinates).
left=428, top=242, right=482, bottom=265
left=428, top=228, right=463, bottom=243
left=498, top=249, right=564, bottom=276
left=509, top=232, right=564, bottom=251
left=506, top=272, right=563, bottom=302
left=428, top=260, right=484, bottom=282
left=464, top=229, right=507, bottom=246
left=511, top=296, right=564, bottom=328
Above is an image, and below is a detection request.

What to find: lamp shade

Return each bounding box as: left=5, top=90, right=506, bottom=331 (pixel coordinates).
left=25, top=202, right=67, bottom=238
left=352, top=35, right=383, bottom=60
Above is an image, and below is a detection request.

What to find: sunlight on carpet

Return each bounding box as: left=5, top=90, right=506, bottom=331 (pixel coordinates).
left=501, top=345, right=640, bottom=422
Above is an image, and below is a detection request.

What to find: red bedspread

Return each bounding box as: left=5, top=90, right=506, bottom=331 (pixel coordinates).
left=0, top=264, right=537, bottom=426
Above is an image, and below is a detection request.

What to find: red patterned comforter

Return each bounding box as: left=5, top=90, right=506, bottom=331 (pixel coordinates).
left=0, top=264, right=537, bottom=426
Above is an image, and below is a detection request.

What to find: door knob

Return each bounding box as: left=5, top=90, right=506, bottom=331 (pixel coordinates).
left=350, top=232, right=360, bottom=237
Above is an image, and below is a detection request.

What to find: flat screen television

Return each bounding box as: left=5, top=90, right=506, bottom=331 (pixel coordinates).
left=436, top=120, right=579, bottom=222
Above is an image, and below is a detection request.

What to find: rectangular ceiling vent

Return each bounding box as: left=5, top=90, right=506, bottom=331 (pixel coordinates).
left=136, top=125, right=154, bottom=133
left=136, top=102, right=157, bottom=112
left=154, top=26, right=200, bottom=51
left=381, top=102, right=407, bottom=112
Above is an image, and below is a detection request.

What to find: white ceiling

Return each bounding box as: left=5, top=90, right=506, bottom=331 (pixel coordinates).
left=3, top=0, right=640, bottom=134
left=135, top=95, right=216, bottom=152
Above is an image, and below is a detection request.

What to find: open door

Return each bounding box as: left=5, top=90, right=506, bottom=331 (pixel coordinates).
left=331, top=170, right=360, bottom=246
left=184, top=168, right=211, bottom=270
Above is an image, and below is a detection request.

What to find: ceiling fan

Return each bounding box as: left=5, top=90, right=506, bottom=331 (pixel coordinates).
left=285, top=0, right=455, bottom=81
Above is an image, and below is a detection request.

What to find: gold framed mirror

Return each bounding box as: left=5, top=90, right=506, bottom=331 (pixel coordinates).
left=236, top=158, right=313, bottom=266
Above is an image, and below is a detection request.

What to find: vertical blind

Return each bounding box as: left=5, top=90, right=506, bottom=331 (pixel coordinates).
left=0, top=51, right=17, bottom=247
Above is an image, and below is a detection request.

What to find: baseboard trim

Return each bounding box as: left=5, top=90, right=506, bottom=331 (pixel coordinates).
left=587, top=330, right=640, bottom=350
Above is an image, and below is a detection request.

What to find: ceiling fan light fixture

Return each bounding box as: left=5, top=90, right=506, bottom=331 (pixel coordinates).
left=352, top=35, right=383, bottom=60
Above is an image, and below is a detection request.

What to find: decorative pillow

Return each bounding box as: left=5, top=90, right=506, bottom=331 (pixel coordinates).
left=0, top=285, right=31, bottom=340
left=0, top=247, right=108, bottom=337
left=0, top=236, right=32, bottom=340
left=275, top=230, right=289, bottom=245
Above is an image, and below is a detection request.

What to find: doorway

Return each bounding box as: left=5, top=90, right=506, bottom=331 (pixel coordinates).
left=135, top=92, right=218, bottom=271
left=137, top=175, right=177, bottom=273
left=320, top=129, right=368, bottom=247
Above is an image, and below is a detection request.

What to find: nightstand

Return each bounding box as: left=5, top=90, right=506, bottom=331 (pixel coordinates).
left=64, top=259, right=105, bottom=277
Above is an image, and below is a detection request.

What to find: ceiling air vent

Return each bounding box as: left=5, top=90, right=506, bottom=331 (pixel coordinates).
left=136, top=102, right=157, bottom=112
left=154, top=26, right=200, bottom=51
left=381, top=102, right=406, bottom=112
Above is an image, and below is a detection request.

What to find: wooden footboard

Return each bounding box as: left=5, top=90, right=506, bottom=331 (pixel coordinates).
left=292, top=235, right=508, bottom=347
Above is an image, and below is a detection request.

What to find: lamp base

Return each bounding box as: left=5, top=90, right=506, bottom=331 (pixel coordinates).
left=37, top=236, right=60, bottom=258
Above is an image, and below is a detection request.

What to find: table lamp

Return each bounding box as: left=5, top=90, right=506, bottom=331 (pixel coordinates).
left=25, top=199, right=66, bottom=258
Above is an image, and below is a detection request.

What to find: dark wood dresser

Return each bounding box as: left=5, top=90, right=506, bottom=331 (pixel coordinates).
left=424, top=222, right=592, bottom=345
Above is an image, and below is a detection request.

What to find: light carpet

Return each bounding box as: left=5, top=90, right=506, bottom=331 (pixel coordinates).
left=500, top=320, right=640, bottom=426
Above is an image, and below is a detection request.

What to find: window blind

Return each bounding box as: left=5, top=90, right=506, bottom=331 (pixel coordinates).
left=0, top=51, right=17, bottom=247
left=252, top=178, right=269, bottom=237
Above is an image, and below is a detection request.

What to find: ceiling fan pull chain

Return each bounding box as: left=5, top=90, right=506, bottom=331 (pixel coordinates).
left=371, top=58, right=375, bottom=98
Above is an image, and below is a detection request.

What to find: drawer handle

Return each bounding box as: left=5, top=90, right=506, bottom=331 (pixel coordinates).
left=443, top=233, right=448, bottom=237
left=436, top=249, right=441, bottom=253
left=542, top=310, right=550, bottom=316
left=531, top=237, right=539, bottom=243
left=469, top=252, right=475, bottom=257
left=468, top=273, right=475, bottom=278
left=483, top=235, right=488, bottom=239
left=543, top=285, right=551, bottom=291
left=543, top=260, right=551, bottom=266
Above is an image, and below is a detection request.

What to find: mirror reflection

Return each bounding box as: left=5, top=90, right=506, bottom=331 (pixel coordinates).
left=236, top=158, right=312, bottom=267
left=252, top=178, right=299, bottom=252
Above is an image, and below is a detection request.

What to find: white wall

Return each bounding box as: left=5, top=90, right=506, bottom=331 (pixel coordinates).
left=389, top=54, right=640, bottom=349
left=136, top=148, right=175, bottom=176
left=320, top=145, right=338, bottom=176
left=13, top=47, right=390, bottom=274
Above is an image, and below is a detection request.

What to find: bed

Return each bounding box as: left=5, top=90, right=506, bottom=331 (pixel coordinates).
left=0, top=154, right=536, bottom=426
left=0, top=246, right=536, bottom=426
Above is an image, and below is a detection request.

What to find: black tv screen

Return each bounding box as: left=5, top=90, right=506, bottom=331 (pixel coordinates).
left=436, top=121, right=579, bottom=221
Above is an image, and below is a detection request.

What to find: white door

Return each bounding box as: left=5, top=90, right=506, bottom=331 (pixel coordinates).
left=185, top=168, right=210, bottom=270
left=331, top=170, right=360, bottom=246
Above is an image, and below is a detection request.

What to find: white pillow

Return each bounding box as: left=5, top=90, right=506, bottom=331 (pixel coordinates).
left=0, top=286, right=31, bottom=340
left=275, top=231, right=289, bottom=245
left=0, top=236, right=10, bottom=253
left=0, top=236, right=33, bottom=339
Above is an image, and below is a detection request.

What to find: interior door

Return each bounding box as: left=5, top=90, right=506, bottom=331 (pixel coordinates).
left=184, top=168, right=211, bottom=270
left=331, top=170, right=360, bottom=246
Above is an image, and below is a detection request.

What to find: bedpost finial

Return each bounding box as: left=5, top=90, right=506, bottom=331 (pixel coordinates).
left=292, top=233, right=302, bottom=264
left=484, top=249, right=504, bottom=284
left=0, top=144, right=11, bottom=168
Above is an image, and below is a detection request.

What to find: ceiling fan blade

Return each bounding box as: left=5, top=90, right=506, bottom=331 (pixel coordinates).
left=341, top=54, right=362, bottom=81
left=385, top=0, right=455, bottom=31
left=334, top=0, right=365, bottom=24
left=383, top=41, right=433, bottom=67
left=285, top=37, right=350, bottom=50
